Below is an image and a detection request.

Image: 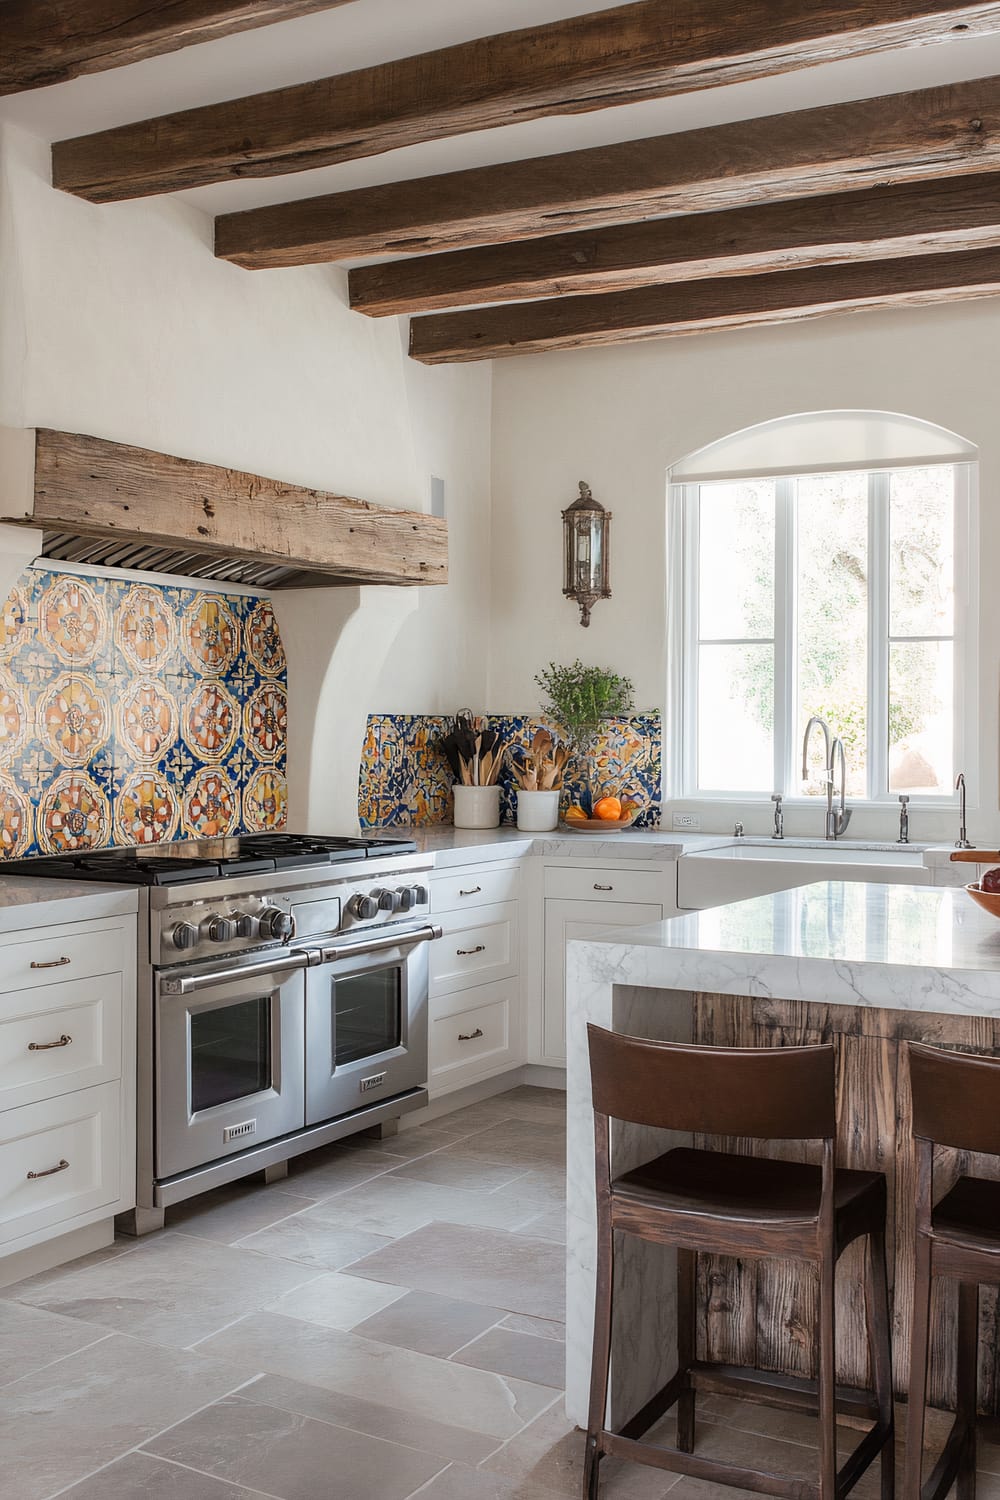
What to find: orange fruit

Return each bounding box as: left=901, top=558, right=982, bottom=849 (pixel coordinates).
left=593, top=795, right=623, bottom=821
left=564, top=805, right=587, bottom=820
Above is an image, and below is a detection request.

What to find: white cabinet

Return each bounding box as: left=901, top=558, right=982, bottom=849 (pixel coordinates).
left=542, top=897, right=663, bottom=1064
left=429, top=863, right=522, bottom=1097
left=0, top=913, right=135, bottom=1268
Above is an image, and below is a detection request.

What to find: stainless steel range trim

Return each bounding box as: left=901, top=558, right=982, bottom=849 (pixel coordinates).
left=159, top=949, right=314, bottom=995
left=315, top=924, right=443, bottom=965
left=152, top=1087, right=428, bottom=1207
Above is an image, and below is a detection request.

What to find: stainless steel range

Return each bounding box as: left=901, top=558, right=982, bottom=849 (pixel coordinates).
left=5, top=834, right=440, bottom=1234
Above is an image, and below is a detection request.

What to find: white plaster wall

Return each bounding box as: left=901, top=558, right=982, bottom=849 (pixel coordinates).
left=489, top=301, right=1000, bottom=846
left=0, top=122, right=492, bottom=833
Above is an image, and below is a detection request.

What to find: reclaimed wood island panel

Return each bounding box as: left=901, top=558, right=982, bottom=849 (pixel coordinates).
left=563, top=881, right=1000, bottom=1430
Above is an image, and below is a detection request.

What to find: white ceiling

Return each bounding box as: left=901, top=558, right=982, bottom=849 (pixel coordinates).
left=2, top=0, right=1000, bottom=241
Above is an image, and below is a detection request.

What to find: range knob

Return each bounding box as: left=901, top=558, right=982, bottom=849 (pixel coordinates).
left=347, top=893, right=379, bottom=922
left=205, top=915, right=237, bottom=944
left=411, top=884, right=429, bottom=906
left=258, top=906, right=293, bottom=941
left=376, top=888, right=401, bottom=914
left=169, top=921, right=199, bottom=952
left=397, top=886, right=416, bottom=912
left=232, top=911, right=257, bottom=939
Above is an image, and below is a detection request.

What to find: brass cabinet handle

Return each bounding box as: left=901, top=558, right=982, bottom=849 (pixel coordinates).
left=459, top=886, right=482, bottom=896
left=593, top=884, right=613, bottom=891
left=28, top=1034, right=72, bottom=1052
left=456, top=945, right=486, bottom=956
left=30, top=956, right=71, bottom=970
left=458, top=1028, right=484, bottom=1041
left=26, top=1158, right=69, bottom=1180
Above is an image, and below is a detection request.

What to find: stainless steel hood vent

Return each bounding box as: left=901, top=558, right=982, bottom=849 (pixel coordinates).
left=40, top=531, right=327, bottom=589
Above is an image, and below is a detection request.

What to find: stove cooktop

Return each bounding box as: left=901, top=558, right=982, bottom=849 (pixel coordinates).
left=0, top=833, right=418, bottom=886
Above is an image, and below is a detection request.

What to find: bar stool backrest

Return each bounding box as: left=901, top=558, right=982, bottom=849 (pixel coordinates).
left=587, top=1023, right=836, bottom=1141
left=908, top=1040, right=1000, bottom=1155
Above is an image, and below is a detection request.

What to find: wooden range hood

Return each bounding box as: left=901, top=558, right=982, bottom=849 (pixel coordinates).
left=0, top=427, right=448, bottom=589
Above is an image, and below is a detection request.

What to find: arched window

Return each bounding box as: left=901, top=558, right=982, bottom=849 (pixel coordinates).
left=667, top=411, right=977, bottom=806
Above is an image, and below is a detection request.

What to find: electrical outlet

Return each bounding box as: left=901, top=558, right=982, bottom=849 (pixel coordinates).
left=671, top=812, right=702, bottom=831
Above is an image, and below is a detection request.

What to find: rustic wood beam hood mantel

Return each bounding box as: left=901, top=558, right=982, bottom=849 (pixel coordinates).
left=50, top=1, right=1000, bottom=203
left=0, top=429, right=447, bottom=590
left=1, top=1, right=357, bottom=97
left=212, top=74, right=1000, bottom=269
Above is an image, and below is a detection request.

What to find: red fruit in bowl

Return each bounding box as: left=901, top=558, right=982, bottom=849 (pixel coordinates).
left=981, top=868, right=1000, bottom=893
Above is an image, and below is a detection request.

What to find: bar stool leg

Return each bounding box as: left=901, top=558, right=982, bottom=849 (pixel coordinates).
left=676, top=1248, right=697, bottom=1453
left=905, top=1231, right=933, bottom=1500
left=818, top=1247, right=838, bottom=1500
left=865, top=1229, right=896, bottom=1500
left=956, top=1282, right=979, bottom=1500
left=583, top=1211, right=614, bottom=1500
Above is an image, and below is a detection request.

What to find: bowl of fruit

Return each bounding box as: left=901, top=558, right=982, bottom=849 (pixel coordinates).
left=561, top=793, right=640, bottom=832
left=966, top=866, right=1000, bottom=919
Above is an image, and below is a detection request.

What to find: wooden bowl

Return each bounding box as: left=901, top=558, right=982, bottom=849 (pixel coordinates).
left=965, top=881, right=1000, bottom=918
left=560, top=812, right=638, bottom=833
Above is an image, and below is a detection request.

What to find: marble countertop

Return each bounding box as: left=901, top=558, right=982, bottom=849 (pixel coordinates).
left=391, top=826, right=726, bottom=867
left=568, top=880, right=1000, bottom=1017
left=0, top=878, right=139, bottom=933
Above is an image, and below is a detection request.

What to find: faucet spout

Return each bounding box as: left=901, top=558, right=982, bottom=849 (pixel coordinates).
left=801, top=716, right=850, bottom=839
left=830, top=737, right=852, bottom=839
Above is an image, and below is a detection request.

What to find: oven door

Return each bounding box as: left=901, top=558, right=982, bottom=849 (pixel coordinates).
left=155, top=957, right=306, bottom=1180
left=304, top=927, right=435, bottom=1126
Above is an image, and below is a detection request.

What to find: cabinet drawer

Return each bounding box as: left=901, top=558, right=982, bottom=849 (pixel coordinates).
left=0, top=923, right=128, bottom=997
left=432, top=865, right=520, bottom=914
left=431, top=988, right=513, bottom=1083
left=0, top=974, right=123, bottom=1113
left=430, top=901, right=518, bottom=994
left=0, top=1082, right=121, bottom=1247
left=543, top=865, right=664, bottom=904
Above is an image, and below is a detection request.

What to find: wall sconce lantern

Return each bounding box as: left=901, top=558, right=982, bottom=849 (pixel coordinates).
left=562, top=480, right=611, bottom=627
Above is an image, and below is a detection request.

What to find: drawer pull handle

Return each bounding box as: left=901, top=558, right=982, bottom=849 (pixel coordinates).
left=30, top=956, right=71, bottom=970
left=456, top=945, right=486, bottom=956
left=28, top=1033, right=72, bottom=1052
left=593, top=884, right=613, bottom=892
left=459, top=886, right=482, bottom=896
left=458, top=1028, right=484, bottom=1041
left=27, top=1159, right=70, bottom=1181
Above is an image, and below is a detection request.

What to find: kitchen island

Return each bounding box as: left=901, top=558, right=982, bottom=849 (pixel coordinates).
left=565, top=881, right=1000, bottom=1429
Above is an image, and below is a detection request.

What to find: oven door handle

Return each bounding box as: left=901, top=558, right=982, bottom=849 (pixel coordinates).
left=159, top=949, right=313, bottom=997
left=317, top=924, right=443, bottom=965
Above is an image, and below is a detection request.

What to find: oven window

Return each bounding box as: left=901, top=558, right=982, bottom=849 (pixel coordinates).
left=334, top=969, right=401, bottom=1066
left=190, top=997, right=271, bottom=1112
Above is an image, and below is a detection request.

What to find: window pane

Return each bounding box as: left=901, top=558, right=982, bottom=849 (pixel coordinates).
left=698, top=480, right=775, bottom=639
left=889, top=640, right=954, bottom=794
left=796, top=472, right=869, bottom=798
left=698, top=643, right=773, bottom=791
left=890, top=467, right=954, bottom=637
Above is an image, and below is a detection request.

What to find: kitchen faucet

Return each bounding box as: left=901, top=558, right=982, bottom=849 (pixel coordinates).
left=801, top=716, right=852, bottom=840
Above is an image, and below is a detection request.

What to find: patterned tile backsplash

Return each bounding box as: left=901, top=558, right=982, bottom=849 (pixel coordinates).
left=0, top=567, right=287, bottom=858
left=358, top=712, right=661, bottom=828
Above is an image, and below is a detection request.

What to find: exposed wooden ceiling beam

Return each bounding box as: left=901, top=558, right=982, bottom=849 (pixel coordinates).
left=1, top=429, right=447, bottom=587
left=52, top=1, right=1000, bottom=202
left=349, top=174, right=1000, bottom=316
left=214, top=75, right=1000, bottom=268
left=407, top=246, right=1000, bottom=362
left=1, top=2, right=357, bottom=98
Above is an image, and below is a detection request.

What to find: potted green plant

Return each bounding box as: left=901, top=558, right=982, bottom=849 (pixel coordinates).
left=534, top=660, right=636, bottom=810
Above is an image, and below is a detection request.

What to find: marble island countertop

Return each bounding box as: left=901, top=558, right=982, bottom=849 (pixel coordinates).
left=568, top=879, right=1000, bottom=1018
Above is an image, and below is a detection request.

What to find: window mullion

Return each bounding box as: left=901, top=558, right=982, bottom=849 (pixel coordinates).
left=773, top=477, right=795, bottom=795
left=868, top=471, right=890, bottom=800
left=681, top=485, right=700, bottom=795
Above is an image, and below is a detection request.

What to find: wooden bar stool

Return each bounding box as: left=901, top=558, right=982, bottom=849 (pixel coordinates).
left=904, top=1042, right=1000, bottom=1500
left=583, top=1023, right=894, bottom=1500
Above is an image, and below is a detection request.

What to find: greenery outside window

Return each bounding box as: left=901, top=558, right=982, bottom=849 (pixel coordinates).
left=672, top=462, right=974, bottom=804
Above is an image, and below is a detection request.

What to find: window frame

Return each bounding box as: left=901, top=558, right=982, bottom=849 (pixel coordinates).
left=668, top=460, right=977, bottom=809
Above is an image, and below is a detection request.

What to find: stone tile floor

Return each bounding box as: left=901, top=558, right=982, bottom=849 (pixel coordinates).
left=2, top=1083, right=998, bottom=1499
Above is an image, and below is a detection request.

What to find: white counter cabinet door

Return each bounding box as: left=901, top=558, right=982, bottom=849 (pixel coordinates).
left=542, top=897, right=663, bottom=1064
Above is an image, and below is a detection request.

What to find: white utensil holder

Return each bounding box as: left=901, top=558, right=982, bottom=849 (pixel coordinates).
left=516, top=789, right=561, bottom=831
left=452, top=784, right=501, bottom=829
